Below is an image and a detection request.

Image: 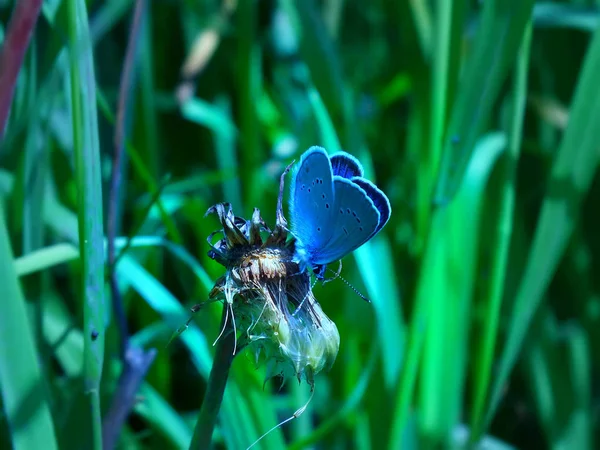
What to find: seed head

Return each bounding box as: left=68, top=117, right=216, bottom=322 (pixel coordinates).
left=206, top=184, right=339, bottom=385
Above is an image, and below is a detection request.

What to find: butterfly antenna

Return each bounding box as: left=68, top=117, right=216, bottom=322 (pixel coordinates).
left=246, top=384, right=315, bottom=450
left=326, top=267, right=372, bottom=303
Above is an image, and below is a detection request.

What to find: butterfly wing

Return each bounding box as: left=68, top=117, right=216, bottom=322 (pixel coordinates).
left=289, top=146, right=336, bottom=256
left=330, top=152, right=364, bottom=178
left=310, top=176, right=380, bottom=265
left=331, top=152, right=390, bottom=234
left=352, top=178, right=391, bottom=236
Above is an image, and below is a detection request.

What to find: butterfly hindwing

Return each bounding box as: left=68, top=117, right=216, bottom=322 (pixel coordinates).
left=330, top=152, right=364, bottom=179
left=352, top=178, right=391, bottom=236
left=310, top=176, right=380, bottom=265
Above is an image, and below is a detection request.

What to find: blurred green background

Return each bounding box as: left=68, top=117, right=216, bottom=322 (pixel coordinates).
left=1, top=0, right=600, bottom=449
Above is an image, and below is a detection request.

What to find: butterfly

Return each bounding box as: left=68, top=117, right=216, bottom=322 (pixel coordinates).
left=289, top=146, right=391, bottom=278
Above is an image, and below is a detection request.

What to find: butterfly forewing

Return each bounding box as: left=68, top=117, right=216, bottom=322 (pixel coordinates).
left=311, top=176, right=380, bottom=265
left=290, top=147, right=336, bottom=252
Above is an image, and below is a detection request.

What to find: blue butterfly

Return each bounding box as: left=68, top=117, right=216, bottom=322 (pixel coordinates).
left=289, top=146, right=391, bottom=278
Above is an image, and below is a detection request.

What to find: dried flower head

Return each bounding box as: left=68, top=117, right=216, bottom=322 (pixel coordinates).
left=205, top=170, right=339, bottom=386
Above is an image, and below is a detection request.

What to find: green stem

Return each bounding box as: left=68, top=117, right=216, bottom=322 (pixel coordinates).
left=429, top=0, right=452, bottom=175
left=469, top=21, right=532, bottom=444
left=189, top=308, right=236, bottom=450
left=235, top=0, right=261, bottom=208
left=67, top=0, right=106, bottom=449
left=91, top=392, right=102, bottom=448
left=416, top=0, right=453, bottom=249
left=408, top=0, right=433, bottom=58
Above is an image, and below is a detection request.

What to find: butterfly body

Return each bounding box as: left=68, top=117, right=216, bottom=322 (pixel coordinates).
left=289, top=146, right=391, bottom=278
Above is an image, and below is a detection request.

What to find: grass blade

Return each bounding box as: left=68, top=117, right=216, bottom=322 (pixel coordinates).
left=434, top=0, right=534, bottom=203
left=469, top=21, right=532, bottom=443
left=0, top=202, right=58, bottom=450
left=487, top=21, right=600, bottom=428
left=116, top=255, right=213, bottom=377
left=418, top=132, right=506, bottom=445
left=67, top=0, right=106, bottom=448
left=134, top=383, right=193, bottom=448
left=533, top=3, right=599, bottom=32
left=417, top=0, right=466, bottom=243
left=390, top=132, right=505, bottom=449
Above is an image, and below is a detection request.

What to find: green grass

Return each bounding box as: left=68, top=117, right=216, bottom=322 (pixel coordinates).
left=1, top=1, right=600, bottom=449
left=0, top=201, right=58, bottom=450
left=67, top=0, right=106, bottom=448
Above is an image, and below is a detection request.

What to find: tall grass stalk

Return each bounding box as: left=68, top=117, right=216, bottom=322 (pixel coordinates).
left=470, top=21, right=532, bottom=443
left=421, top=0, right=452, bottom=230
left=434, top=0, right=535, bottom=203
left=67, top=0, right=106, bottom=448
left=486, top=19, right=600, bottom=429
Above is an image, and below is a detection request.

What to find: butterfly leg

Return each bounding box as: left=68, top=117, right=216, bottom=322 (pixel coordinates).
left=276, top=160, right=295, bottom=229
left=312, top=264, right=328, bottom=280
left=321, top=260, right=342, bottom=285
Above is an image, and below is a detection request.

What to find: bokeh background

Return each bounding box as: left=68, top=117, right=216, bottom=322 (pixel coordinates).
left=1, top=0, right=599, bottom=449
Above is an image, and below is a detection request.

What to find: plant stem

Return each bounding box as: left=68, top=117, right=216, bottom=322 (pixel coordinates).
left=189, top=308, right=236, bottom=450
left=67, top=0, right=106, bottom=448
left=102, top=347, right=157, bottom=450
left=0, top=0, right=43, bottom=139
left=109, top=0, right=146, bottom=358
left=102, top=6, right=158, bottom=447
